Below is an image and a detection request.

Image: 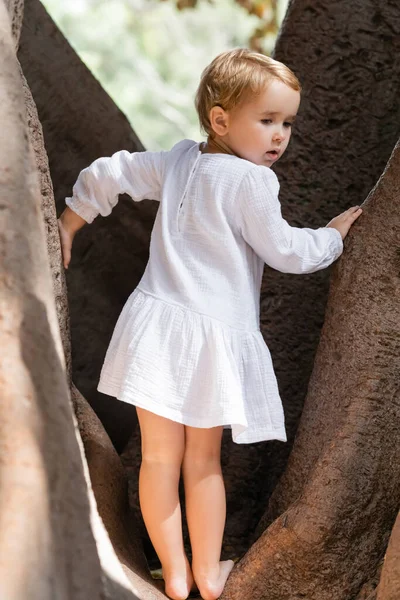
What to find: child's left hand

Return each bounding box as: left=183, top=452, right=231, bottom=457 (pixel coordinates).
left=325, top=206, right=363, bottom=240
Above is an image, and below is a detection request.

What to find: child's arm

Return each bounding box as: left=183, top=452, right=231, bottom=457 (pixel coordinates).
left=237, top=167, right=362, bottom=275
left=64, top=149, right=166, bottom=223
left=58, top=149, right=165, bottom=268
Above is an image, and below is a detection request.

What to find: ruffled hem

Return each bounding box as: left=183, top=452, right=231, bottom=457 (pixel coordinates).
left=98, top=287, right=287, bottom=445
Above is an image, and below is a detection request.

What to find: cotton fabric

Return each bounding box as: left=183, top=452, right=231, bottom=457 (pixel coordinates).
left=66, top=139, right=343, bottom=443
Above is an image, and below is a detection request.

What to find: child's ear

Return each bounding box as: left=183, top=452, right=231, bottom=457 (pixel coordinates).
left=209, top=106, right=229, bottom=136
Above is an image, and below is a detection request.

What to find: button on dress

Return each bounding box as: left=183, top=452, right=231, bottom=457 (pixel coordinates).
left=65, top=139, right=343, bottom=443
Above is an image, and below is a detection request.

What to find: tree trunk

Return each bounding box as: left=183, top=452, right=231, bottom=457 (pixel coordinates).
left=0, top=1, right=137, bottom=597
left=377, top=510, right=400, bottom=600
left=220, top=139, right=400, bottom=599
left=1, top=2, right=167, bottom=598
left=18, top=0, right=150, bottom=451
left=252, top=0, right=400, bottom=529
left=5, top=0, right=24, bottom=43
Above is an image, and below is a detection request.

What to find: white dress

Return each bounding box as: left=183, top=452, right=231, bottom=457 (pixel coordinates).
left=66, top=139, right=343, bottom=444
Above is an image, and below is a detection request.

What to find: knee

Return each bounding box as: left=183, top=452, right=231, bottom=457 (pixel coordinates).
left=182, top=447, right=221, bottom=474
left=141, top=447, right=183, bottom=470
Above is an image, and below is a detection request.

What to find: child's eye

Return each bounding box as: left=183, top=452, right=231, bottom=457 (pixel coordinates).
left=261, top=119, right=272, bottom=124
left=283, top=122, right=293, bottom=128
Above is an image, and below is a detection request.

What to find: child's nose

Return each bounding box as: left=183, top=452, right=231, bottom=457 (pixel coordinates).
left=273, top=127, right=286, bottom=142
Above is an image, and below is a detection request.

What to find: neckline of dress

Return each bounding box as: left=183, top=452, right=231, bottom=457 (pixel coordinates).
left=197, top=142, right=238, bottom=158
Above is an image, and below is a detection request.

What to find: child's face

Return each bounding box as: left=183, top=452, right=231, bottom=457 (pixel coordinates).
left=216, top=79, right=300, bottom=167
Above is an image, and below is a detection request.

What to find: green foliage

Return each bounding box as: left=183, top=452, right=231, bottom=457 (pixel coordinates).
left=41, top=0, right=288, bottom=150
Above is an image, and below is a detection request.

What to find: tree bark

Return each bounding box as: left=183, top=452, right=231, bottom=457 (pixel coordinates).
left=251, top=0, right=400, bottom=528
left=18, top=0, right=151, bottom=451
left=0, top=2, right=136, bottom=597
left=220, top=140, right=400, bottom=599
left=1, top=2, right=168, bottom=598
left=4, top=0, right=23, bottom=44
left=377, top=510, right=400, bottom=600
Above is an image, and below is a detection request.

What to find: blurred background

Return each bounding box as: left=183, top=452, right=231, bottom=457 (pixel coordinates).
left=42, top=0, right=289, bottom=149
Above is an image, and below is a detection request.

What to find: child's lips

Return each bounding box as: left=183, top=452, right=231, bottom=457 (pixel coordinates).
left=266, top=149, right=279, bottom=160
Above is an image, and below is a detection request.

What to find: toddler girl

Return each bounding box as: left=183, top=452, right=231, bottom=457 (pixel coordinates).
left=58, top=49, right=362, bottom=600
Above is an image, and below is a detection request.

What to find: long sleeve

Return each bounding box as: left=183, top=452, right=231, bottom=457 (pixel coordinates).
left=65, top=149, right=166, bottom=223
left=237, top=166, right=343, bottom=274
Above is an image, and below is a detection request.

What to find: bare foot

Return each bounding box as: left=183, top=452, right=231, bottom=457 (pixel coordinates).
left=163, top=560, right=195, bottom=600
left=194, top=560, right=235, bottom=600
left=216, top=561, right=235, bottom=596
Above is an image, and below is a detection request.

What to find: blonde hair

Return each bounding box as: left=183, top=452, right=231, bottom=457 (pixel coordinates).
left=195, top=48, right=301, bottom=136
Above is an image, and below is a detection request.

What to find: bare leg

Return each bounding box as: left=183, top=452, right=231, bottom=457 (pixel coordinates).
left=136, top=408, right=194, bottom=600
left=182, top=426, right=234, bottom=600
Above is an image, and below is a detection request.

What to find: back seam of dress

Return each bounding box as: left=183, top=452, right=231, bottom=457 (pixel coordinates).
left=177, top=150, right=202, bottom=232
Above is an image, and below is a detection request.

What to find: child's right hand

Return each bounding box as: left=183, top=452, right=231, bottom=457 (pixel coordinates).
left=325, top=206, right=363, bottom=240
left=57, top=207, right=87, bottom=269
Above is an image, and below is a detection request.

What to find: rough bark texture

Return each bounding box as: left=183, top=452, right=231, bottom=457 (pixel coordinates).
left=251, top=0, right=400, bottom=527
left=1, top=1, right=168, bottom=598
left=0, top=2, right=138, bottom=598
left=18, top=0, right=149, bottom=451
left=220, top=140, right=400, bottom=599
left=377, top=511, right=400, bottom=600
left=354, top=558, right=383, bottom=600
left=5, top=0, right=24, bottom=44
left=71, top=386, right=168, bottom=600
